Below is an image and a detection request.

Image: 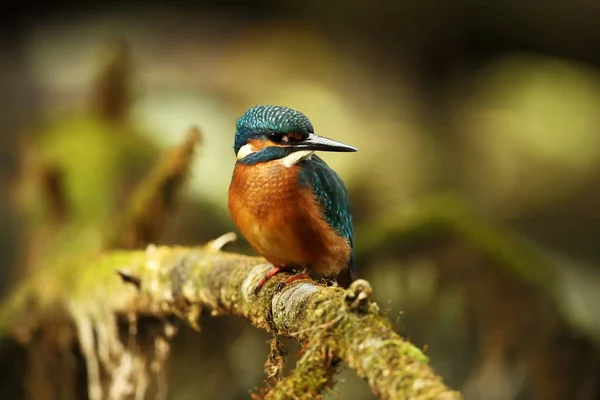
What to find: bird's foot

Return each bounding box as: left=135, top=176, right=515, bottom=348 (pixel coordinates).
left=255, top=266, right=286, bottom=295
left=276, top=267, right=310, bottom=291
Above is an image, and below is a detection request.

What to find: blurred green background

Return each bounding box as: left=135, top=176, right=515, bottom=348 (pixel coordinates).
left=1, top=1, right=600, bottom=399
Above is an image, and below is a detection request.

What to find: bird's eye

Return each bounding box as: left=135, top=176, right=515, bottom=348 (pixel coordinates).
left=267, top=132, right=284, bottom=143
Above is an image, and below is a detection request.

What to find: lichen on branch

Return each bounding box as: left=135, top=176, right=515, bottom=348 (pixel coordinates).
left=2, top=235, right=461, bottom=400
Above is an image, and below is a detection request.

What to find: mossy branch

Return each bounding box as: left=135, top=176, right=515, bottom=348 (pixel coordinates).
left=2, top=237, right=460, bottom=400
left=260, top=340, right=336, bottom=400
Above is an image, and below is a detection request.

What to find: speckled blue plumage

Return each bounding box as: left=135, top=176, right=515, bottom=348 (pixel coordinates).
left=235, top=105, right=314, bottom=154
left=300, top=155, right=355, bottom=281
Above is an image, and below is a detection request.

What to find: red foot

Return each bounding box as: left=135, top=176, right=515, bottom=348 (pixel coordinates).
left=276, top=268, right=310, bottom=291
left=254, top=266, right=311, bottom=294
left=254, top=266, right=284, bottom=294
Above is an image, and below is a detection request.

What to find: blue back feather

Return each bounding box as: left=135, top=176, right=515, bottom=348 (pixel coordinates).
left=300, top=155, right=355, bottom=281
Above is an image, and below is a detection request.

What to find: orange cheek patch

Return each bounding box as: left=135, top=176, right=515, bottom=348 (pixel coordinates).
left=247, top=138, right=271, bottom=150
left=286, top=133, right=304, bottom=142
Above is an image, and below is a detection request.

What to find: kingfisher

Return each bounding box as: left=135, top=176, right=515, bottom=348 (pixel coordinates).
left=228, top=105, right=357, bottom=293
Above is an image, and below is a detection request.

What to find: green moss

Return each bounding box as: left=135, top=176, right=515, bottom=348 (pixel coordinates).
left=0, top=245, right=460, bottom=399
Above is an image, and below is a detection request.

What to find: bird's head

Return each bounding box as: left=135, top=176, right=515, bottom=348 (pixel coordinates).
left=234, top=105, right=357, bottom=166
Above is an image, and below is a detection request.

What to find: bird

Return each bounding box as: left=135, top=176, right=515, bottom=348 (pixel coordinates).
left=228, top=105, right=357, bottom=293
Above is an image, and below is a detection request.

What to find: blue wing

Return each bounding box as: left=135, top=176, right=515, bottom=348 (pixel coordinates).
left=300, top=155, right=355, bottom=282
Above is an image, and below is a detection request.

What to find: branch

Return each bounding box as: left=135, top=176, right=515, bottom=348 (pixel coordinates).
left=107, top=127, right=202, bottom=249
left=2, top=237, right=461, bottom=400
left=38, top=162, right=68, bottom=224
left=91, top=38, right=133, bottom=121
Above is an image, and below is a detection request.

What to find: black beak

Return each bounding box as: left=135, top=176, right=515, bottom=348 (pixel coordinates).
left=294, top=133, right=358, bottom=153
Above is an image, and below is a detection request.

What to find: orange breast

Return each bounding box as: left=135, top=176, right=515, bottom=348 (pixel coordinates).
left=228, top=160, right=350, bottom=277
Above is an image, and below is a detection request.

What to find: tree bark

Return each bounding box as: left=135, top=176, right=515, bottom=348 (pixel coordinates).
left=1, top=235, right=461, bottom=400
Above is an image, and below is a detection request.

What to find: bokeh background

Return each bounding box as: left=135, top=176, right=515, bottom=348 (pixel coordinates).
left=1, top=1, right=600, bottom=399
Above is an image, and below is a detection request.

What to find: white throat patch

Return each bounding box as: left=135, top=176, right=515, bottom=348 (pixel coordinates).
left=281, top=150, right=315, bottom=168
left=236, top=144, right=256, bottom=160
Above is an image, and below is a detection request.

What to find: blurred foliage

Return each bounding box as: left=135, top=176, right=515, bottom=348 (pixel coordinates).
left=2, top=2, right=600, bottom=399
left=456, top=54, right=600, bottom=215
left=11, top=40, right=161, bottom=279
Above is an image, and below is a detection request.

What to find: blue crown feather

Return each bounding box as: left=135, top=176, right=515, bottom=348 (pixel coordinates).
left=234, top=105, right=314, bottom=154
